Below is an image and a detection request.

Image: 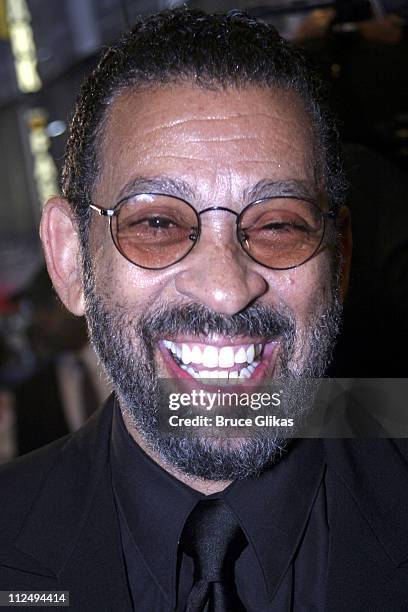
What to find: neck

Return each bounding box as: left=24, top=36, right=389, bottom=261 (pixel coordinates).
left=122, top=411, right=232, bottom=495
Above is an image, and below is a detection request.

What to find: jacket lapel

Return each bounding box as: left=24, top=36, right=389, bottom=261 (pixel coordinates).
left=325, top=439, right=408, bottom=610
left=54, top=463, right=133, bottom=611
left=9, top=397, right=132, bottom=610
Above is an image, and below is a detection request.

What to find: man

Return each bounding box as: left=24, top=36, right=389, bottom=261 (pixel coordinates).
left=0, top=8, right=407, bottom=611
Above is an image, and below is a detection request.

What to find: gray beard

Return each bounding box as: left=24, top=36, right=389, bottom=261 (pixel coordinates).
left=83, top=264, right=342, bottom=481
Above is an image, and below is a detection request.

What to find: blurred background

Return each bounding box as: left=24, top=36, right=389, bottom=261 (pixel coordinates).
left=0, top=0, right=407, bottom=461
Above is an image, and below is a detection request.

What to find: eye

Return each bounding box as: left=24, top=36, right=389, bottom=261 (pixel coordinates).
left=261, top=220, right=311, bottom=233
left=139, top=215, right=176, bottom=229
left=240, top=200, right=322, bottom=239
left=119, top=212, right=182, bottom=233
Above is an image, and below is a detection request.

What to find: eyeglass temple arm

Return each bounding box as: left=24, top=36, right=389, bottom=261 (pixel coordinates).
left=89, top=204, right=115, bottom=217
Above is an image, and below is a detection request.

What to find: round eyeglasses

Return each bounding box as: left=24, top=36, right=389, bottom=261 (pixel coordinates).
left=89, top=193, right=335, bottom=271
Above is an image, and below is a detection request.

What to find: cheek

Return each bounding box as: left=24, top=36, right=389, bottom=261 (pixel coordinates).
left=90, top=226, right=178, bottom=312
left=268, top=255, right=333, bottom=321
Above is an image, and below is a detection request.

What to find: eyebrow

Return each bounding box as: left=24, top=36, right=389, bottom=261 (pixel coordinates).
left=243, top=179, right=318, bottom=203
left=116, top=176, right=196, bottom=204
left=115, top=176, right=317, bottom=207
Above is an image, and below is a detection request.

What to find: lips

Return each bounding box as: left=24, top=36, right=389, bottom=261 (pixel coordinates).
left=159, top=338, right=279, bottom=384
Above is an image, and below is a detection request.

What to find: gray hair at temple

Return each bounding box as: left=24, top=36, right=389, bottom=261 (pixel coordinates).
left=61, top=7, right=348, bottom=243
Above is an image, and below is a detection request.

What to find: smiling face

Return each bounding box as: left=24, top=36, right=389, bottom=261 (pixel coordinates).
left=89, top=84, right=338, bottom=370
left=41, top=83, right=351, bottom=481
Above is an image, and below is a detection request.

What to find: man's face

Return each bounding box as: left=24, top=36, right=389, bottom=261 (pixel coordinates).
left=58, top=84, right=349, bottom=479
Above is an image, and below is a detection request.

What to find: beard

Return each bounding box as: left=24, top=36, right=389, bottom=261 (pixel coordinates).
left=83, top=260, right=342, bottom=481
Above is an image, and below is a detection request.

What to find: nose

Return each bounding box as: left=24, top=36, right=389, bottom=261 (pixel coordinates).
left=174, top=222, right=268, bottom=315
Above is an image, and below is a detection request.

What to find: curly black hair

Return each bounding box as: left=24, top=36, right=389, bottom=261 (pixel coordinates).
left=62, top=8, right=347, bottom=242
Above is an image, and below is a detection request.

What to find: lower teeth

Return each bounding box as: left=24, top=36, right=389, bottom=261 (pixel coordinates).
left=178, top=361, right=259, bottom=382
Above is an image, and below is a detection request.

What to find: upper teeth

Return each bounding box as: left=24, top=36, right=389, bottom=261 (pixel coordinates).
left=163, top=341, right=262, bottom=368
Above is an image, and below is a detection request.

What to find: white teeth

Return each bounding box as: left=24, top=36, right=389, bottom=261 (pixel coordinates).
left=165, top=340, right=264, bottom=378
left=180, top=363, right=259, bottom=382
left=219, top=346, right=234, bottom=368
left=205, top=369, right=219, bottom=379
left=180, top=364, right=200, bottom=378
left=234, top=347, right=247, bottom=364
left=239, top=367, right=251, bottom=379
left=202, top=345, right=219, bottom=368
left=187, top=366, right=200, bottom=379
left=190, top=345, right=202, bottom=365
left=218, top=371, right=230, bottom=385
left=182, top=344, right=192, bottom=365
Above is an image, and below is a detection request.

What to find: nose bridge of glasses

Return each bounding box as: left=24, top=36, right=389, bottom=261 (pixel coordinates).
left=197, top=205, right=241, bottom=245
left=198, top=205, right=239, bottom=218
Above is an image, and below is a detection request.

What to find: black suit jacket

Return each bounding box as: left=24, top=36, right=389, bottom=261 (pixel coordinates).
left=1, top=396, right=408, bottom=611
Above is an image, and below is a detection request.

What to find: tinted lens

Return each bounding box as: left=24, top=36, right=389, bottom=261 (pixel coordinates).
left=112, top=194, right=198, bottom=269
left=238, top=198, right=325, bottom=269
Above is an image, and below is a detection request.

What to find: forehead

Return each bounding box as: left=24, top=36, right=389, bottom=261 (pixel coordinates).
left=95, top=83, right=318, bottom=207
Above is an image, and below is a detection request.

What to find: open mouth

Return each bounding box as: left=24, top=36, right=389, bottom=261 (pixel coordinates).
left=159, top=338, right=279, bottom=384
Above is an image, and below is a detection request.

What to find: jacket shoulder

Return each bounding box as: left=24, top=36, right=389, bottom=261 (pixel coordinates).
left=0, top=434, right=71, bottom=536
left=0, top=398, right=114, bottom=542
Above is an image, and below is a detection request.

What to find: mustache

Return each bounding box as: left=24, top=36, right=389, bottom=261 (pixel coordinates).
left=137, top=302, right=296, bottom=344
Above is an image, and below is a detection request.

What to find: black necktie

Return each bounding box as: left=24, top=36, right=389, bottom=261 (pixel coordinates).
left=181, top=499, right=247, bottom=612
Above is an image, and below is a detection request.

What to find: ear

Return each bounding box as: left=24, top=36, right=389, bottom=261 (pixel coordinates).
left=336, top=205, right=353, bottom=301
left=40, top=197, right=85, bottom=316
